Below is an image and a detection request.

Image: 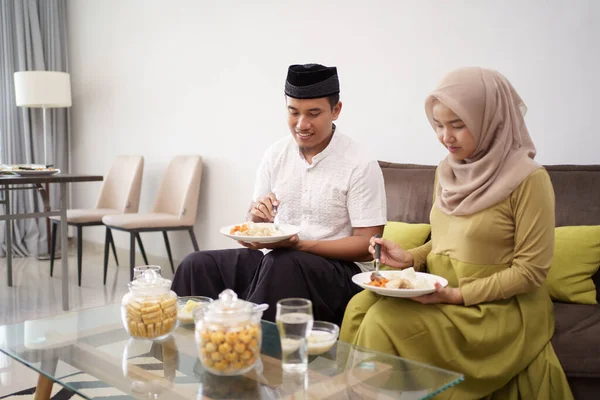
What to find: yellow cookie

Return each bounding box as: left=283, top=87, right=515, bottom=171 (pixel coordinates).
left=137, top=322, right=147, bottom=337
left=128, top=301, right=142, bottom=310
left=160, top=297, right=177, bottom=309
left=129, top=320, right=139, bottom=335
left=147, top=324, right=155, bottom=337
left=163, top=306, right=177, bottom=318
left=141, top=304, right=160, bottom=314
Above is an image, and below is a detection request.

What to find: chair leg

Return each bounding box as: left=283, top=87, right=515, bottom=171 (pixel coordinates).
left=162, top=231, right=174, bottom=274
left=136, top=232, right=149, bottom=265
left=103, top=228, right=110, bottom=285
left=50, top=222, right=58, bottom=277
left=130, top=232, right=136, bottom=281
left=108, top=228, right=119, bottom=266
left=77, top=226, right=83, bottom=287
left=188, top=227, right=199, bottom=252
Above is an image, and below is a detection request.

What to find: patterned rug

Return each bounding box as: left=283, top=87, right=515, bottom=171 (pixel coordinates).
left=0, top=371, right=128, bottom=399
left=0, top=354, right=196, bottom=400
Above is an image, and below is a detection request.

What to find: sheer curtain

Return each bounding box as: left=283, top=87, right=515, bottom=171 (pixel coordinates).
left=0, top=0, right=70, bottom=257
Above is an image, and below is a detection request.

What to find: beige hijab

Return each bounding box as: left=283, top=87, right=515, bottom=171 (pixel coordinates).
left=425, top=67, right=541, bottom=216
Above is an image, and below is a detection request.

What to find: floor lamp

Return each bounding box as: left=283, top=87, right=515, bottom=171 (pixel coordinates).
left=14, top=71, right=72, bottom=259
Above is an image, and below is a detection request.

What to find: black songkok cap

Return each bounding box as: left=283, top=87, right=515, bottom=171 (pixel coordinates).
left=284, top=64, right=340, bottom=99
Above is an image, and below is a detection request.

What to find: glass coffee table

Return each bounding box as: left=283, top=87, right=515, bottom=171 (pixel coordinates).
left=0, top=304, right=463, bottom=399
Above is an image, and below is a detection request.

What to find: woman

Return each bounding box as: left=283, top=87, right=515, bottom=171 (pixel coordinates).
left=340, top=67, right=573, bottom=399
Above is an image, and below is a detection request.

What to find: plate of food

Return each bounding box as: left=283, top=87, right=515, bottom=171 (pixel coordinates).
left=8, top=164, right=60, bottom=176
left=352, top=267, right=448, bottom=298
left=220, top=221, right=301, bottom=244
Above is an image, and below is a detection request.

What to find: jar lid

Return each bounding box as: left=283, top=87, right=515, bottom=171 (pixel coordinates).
left=204, top=289, right=253, bottom=322
left=128, top=266, right=172, bottom=297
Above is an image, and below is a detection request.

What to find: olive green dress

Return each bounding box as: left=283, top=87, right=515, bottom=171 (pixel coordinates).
left=340, top=169, right=573, bottom=399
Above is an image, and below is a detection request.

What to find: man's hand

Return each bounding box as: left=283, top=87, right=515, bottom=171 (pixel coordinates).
left=237, top=235, right=299, bottom=250
left=250, top=193, right=279, bottom=223
left=410, top=283, right=464, bottom=305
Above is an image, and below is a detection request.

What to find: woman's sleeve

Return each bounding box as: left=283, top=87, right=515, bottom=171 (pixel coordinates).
left=408, top=241, right=432, bottom=271
left=459, top=169, right=556, bottom=306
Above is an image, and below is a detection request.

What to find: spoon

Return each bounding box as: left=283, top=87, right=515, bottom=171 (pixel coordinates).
left=371, top=234, right=384, bottom=281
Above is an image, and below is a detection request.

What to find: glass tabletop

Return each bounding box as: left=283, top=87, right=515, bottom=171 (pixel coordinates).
left=0, top=303, right=463, bottom=399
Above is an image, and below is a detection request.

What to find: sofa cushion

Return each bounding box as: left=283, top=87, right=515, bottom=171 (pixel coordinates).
left=551, top=302, right=600, bottom=378
left=383, top=222, right=431, bottom=249
left=545, top=226, right=600, bottom=305
left=380, top=222, right=431, bottom=270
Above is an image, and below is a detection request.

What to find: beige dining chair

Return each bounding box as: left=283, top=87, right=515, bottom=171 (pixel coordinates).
left=103, top=155, right=202, bottom=281
left=50, top=155, right=144, bottom=286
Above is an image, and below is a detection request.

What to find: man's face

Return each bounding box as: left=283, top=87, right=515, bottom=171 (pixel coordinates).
left=286, top=96, right=342, bottom=156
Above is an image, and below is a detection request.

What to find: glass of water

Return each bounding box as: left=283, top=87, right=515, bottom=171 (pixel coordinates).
left=276, top=298, right=314, bottom=373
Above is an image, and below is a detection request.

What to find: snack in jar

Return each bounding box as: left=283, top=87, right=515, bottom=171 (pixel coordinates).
left=121, top=266, right=178, bottom=340
left=194, top=289, right=267, bottom=376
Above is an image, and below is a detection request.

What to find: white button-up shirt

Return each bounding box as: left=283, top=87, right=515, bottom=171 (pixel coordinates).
left=253, top=131, right=387, bottom=270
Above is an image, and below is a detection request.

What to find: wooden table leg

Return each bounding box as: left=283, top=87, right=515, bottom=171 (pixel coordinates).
left=34, top=374, right=53, bottom=400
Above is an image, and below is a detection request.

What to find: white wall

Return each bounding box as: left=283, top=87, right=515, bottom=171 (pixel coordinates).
left=66, top=0, right=600, bottom=260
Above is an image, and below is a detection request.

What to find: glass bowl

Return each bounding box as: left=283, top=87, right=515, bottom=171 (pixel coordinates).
left=307, top=321, right=339, bottom=356
left=176, top=296, right=213, bottom=325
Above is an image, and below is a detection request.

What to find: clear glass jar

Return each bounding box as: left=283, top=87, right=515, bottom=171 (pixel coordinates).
left=121, top=266, right=178, bottom=340
left=194, top=289, right=266, bottom=376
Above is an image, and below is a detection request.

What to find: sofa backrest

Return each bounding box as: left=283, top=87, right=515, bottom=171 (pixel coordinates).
left=378, top=162, right=600, bottom=302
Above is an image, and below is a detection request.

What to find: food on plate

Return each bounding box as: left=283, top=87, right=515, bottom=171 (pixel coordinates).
left=366, top=268, right=432, bottom=290
left=229, top=222, right=283, bottom=237
left=366, top=272, right=389, bottom=287
left=12, top=164, right=55, bottom=171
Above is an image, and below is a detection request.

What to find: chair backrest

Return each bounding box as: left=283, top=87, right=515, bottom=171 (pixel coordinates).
left=95, top=155, right=144, bottom=213
left=152, top=155, right=203, bottom=226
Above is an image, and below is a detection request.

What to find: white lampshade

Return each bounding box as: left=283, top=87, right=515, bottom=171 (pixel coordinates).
left=14, top=71, right=72, bottom=108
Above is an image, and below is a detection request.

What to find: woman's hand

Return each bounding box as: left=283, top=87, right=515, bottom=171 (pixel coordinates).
left=250, top=193, right=279, bottom=222
left=411, top=283, right=464, bottom=305
left=368, top=236, right=414, bottom=269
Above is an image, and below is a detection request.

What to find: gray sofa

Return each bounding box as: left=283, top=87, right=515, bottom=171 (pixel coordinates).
left=378, top=162, right=600, bottom=399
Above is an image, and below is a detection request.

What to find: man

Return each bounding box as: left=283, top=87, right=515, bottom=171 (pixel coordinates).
left=172, top=64, right=387, bottom=324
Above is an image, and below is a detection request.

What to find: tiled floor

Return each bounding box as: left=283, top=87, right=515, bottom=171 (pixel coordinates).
left=0, top=241, right=176, bottom=397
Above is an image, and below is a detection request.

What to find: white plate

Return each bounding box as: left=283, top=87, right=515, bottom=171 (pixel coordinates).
left=352, top=271, right=448, bottom=298
left=12, top=169, right=60, bottom=176
left=220, top=223, right=301, bottom=244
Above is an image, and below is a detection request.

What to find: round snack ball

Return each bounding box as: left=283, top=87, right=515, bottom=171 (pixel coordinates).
left=239, top=331, right=252, bottom=344
left=249, top=324, right=260, bottom=338
left=225, top=352, right=239, bottom=362
left=248, top=338, right=259, bottom=351
left=234, top=342, right=246, bottom=354
left=219, top=342, right=232, bottom=354
left=225, top=331, right=238, bottom=344
left=240, top=350, right=252, bottom=361
left=203, top=358, right=214, bottom=367
left=201, top=329, right=211, bottom=342
left=205, top=342, right=217, bottom=353
left=247, top=356, right=256, bottom=366
left=213, top=360, right=228, bottom=371
left=211, top=352, right=223, bottom=362
left=233, top=361, right=244, bottom=370
left=210, top=331, right=225, bottom=345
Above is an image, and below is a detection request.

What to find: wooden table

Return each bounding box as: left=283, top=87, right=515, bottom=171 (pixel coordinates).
left=0, top=173, right=103, bottom=310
